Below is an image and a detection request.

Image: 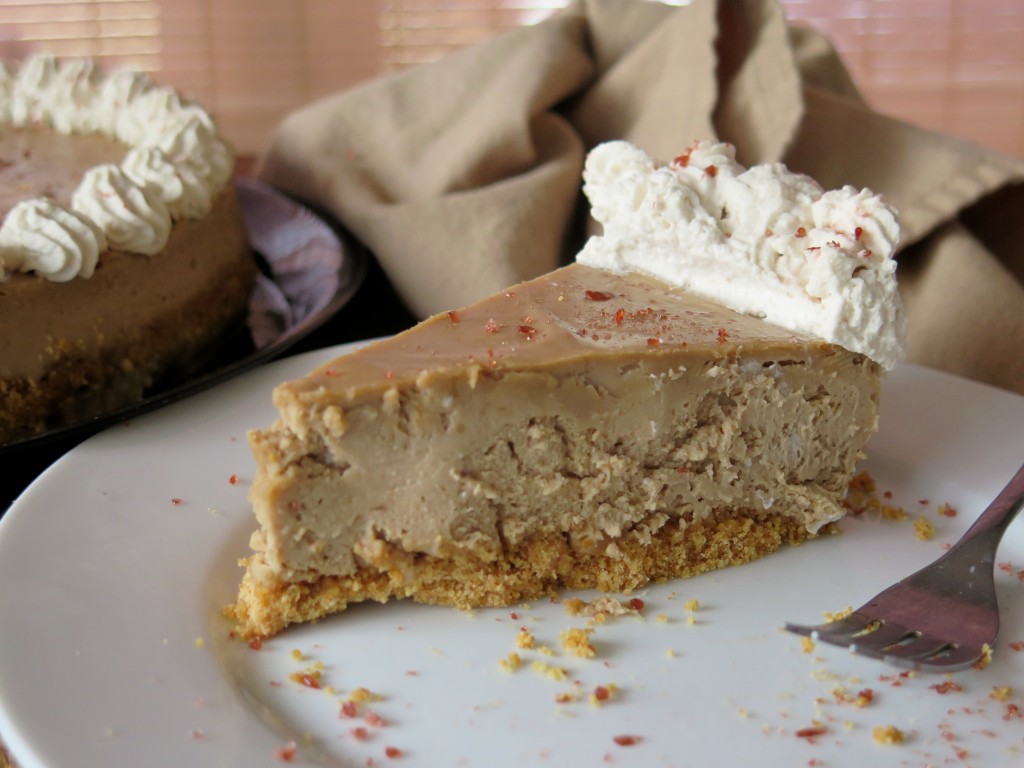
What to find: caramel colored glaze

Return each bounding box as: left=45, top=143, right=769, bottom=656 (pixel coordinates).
left=0, top=127, right=128, bottom=215
left=283, top=263, right=837, bottom=405
left=0, top=186, right=254, bottom=442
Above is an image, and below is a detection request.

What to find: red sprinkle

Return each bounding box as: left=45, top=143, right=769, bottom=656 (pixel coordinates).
left=299, top=673, right=320, bottom=689
left=248, top=637, right=263, bottom=651
left=385, top=746, right=403, bottom=759
left=705, top=164, right=718, bottom=177
left=930, top=681, right=963, bottom=694
left=274, top=741, right=297, bottom=762
left=229, top=474, right=239, bottom=485
left=796, top=726, right=828, bottom=740
left=340, top=701, right=358, bottom=718
left=447, top=310, right=460, bottom=324
left=613, top=735, right=640, bottom=746
left=171, top=498, right=183, bottom=505
left=1010, top=640, right=1024, bottom=651
left=517, top=325, right=537, bottom=340
left=614, top=308, right=625, bottom=325
left=585, top=289, right=614, bottom=301
left=628, top=597, right=645, bottom=611
left=716, top=327, right=729, bottom=344
left=365, top=711, right=386, bottom=727
left=795, top=227, right=807, bottom=238
left=509, top=612, right=519, bottom=620
left=594, top=685, right=611, bottom=701
left=646, top=337, right=661, bottom=346
left=673, top=148, right=692, bottom=167
left=854, top=226, right=863, bottom=240
left=351, top=727, right=370, bottom=741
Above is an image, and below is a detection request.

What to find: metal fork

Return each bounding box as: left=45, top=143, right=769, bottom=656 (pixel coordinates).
left=785, top=463, right=1024, bottom=672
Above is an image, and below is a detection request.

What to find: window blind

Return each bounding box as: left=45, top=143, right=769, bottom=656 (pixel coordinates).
left=0, top=0, right=1020, bottom=158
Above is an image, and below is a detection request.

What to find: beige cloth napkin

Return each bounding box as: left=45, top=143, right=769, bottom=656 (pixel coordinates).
left=259, top=0, right=1024, bottom=396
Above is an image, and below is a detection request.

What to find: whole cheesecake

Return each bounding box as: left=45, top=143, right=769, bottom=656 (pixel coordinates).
left=0, top=55, right=254, bottom=444
left=229, top=141, right=904, bottom=640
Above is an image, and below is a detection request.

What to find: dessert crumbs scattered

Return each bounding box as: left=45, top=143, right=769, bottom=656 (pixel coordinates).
left=914, top=516, right=935, bottom=541
left=975, top=643, right=994, bottom=669
left=655, top=613, right=668, bottom=623
left=289, top=648, right=305, bottom=661
left=194, top=637, right=205, bottom=648
left=499, top=652, right=522, bottom=672
left=880, top=504, right=907, bottom=521
left=832, top=687, right=874, bottom=707
left=872, top=725, right=905, bottom=745
left=990, top=686, right=1012, bottom=701
left=364, top=711, right=386, bottom=727
left=349, top=687, right=384, bottom=703
left=565, top=626, right=598, bottom=659
left=516, top=630, right=535, bottom=649
left=684, top=599, right=700, bottom=612
left=801, top=637, right=815, bottom=654
left=823, top=606, right=853, bottom=622
left=1009, top=640, right=1024, bottom=651
left=531, top=660, right=568, bottom=681
left=938, top=503, right=957, bottom=517
left=248, top=637, right=263, bottom=651
left=930, top=681, right=963, bottom=695
left=564, top=595, right=639, bottom=620
left=289, top=669, right=322, bottom=689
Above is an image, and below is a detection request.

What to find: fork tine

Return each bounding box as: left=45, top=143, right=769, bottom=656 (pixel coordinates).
left=854, top=633, right=952, bottom=663
left=845, top=621, right=917, bottom=648
left=909, top=644, right=984, bottom=672
left=784, top=611, right=875, bottom=641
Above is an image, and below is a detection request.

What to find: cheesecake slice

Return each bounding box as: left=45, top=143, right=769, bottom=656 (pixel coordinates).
left=229, top=139, right=901, bottom=639
left=230, top=262, right=880, bottom=639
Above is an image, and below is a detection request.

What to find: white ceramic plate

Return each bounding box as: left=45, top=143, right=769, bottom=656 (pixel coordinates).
left=1, top=344, right=1022, bottom=768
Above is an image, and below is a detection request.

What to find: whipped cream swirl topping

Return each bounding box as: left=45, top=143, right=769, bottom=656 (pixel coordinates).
left=577, top=140, right=907, bottom=369
left=0, top=53, right=234, bottom=283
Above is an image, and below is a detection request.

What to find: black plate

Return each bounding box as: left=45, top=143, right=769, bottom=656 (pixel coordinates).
left=0, top=177, right=366, bottom=457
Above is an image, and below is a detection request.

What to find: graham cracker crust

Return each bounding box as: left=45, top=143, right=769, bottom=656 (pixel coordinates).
left=228, top=510, right=822, bottom=640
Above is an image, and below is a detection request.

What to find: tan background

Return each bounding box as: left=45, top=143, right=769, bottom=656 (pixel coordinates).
left=0, top=1, right=1022, bottom=158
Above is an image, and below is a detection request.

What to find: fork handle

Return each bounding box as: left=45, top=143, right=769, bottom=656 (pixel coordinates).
left=956, top=463, right=1024, bottom=544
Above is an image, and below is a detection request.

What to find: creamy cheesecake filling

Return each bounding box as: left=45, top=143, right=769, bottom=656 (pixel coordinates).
left=244, top=264, right=879, bottom=587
